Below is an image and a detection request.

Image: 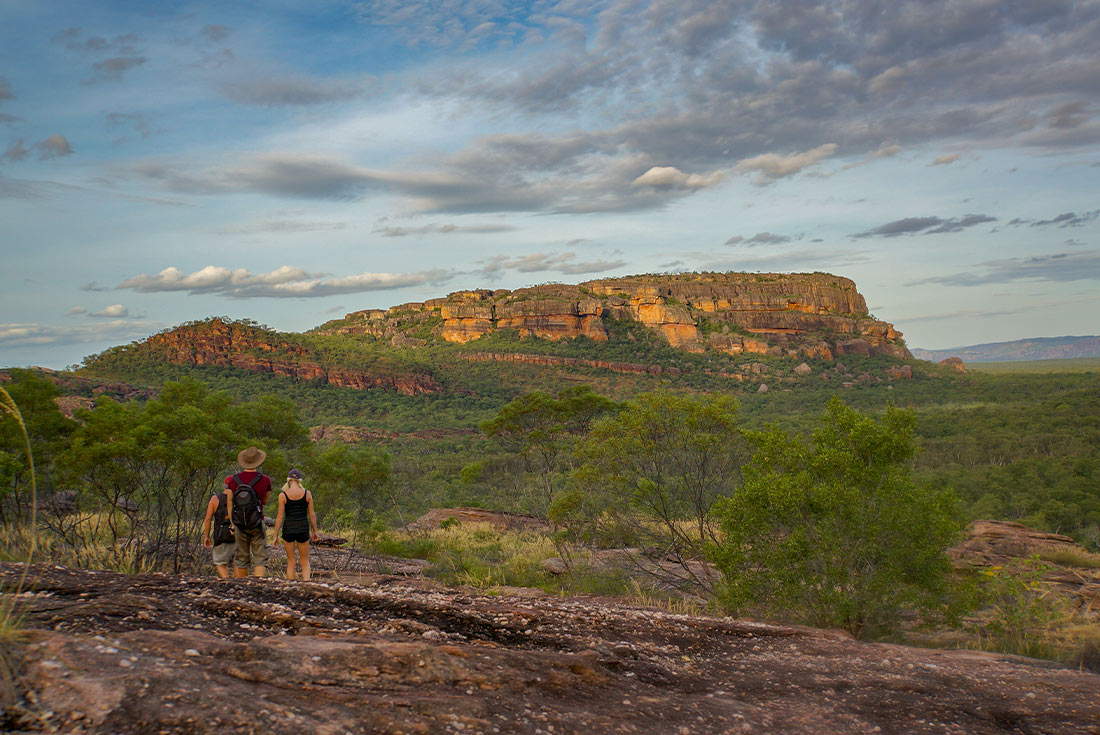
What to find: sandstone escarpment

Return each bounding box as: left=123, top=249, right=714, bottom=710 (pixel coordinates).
left=317, top=272, right=910, bottom=360
left=145, top=319, right=440, bottom=395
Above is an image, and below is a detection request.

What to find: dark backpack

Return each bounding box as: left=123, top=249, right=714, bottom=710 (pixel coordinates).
left=212, top=494, right=234, bottom=545
left=230, top=473, right=264, bottom=531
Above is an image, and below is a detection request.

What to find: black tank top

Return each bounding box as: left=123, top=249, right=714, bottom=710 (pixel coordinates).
left=284, top=492, right=309, bottom=534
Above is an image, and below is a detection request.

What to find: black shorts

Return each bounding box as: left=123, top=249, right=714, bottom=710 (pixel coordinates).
left=281, top=531, right=310, bottom=544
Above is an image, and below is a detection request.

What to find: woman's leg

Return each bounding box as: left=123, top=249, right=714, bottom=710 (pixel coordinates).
left=296, top=541, right=311, bottom=581
left=282, top=540, right=297, bottom=579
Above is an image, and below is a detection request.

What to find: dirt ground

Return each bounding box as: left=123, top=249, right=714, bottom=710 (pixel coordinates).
left=2, top=561, right=1099, bottom=735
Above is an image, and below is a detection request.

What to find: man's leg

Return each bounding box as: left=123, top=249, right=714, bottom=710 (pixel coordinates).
left=250, top=528, right=268, bottom=578
left=233, top=532, right=250, bottom=578
left=214, top=564, right=229, bottom=579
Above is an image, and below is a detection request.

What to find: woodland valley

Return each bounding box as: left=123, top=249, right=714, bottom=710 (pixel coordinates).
left=2, top=271, right=1099, bottom=734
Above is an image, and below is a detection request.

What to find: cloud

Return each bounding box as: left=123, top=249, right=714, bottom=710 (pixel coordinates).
left=733, top=144, right=838, bottom=184
left=1, top=140, right=28, bottom=163
left=81, top=281, right=108, bottom=292
left=213, top=220, right=349, bottom=235
left=854, top=214, right=995, bottom=238
left=726, top=232, right=793, bottom=246
left=374, top=223, right=516, bottom=237
left=35, top=135, right=73, bottom=160
left=1, top=136, right=74, bottom=163
left=477, top=252, right=627, bottom=277
left=201, top=24, right=233, bottom=43
left=1030, top=210, right=1100, bottom=228
left=107, top=112, right=152, bottom=140
left=53, top=28, right=142, bottom=55
left=86, top=57, right=148, bottom=84
left=117, top=265, right=456, bottom=298
left=928, top=153, right=962, bottom=166
left=220, top=75, right=366, bottom=106
left=0, top=319, right=161, bottom=347
left=696, top=247, right=871, bottom=273
left=89, top=304, right=129, bottom=318
left=0, top=77, right=11, bottom=102
left=65, top=306, right=87, bottom=316
left=632, top=166, right=723, bottom=190
left=910, top=250, right=1100, bottom=287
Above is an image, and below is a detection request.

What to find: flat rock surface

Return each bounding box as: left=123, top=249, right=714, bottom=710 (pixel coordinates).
left=3, top=562, right=1099, bottom=735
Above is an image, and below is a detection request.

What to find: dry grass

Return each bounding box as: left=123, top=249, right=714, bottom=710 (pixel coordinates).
left=1039, top=548, right=1100, bottom=569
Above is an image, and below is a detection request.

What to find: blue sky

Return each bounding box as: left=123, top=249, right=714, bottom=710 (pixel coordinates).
left=2, top=0, right=1099, bottom=368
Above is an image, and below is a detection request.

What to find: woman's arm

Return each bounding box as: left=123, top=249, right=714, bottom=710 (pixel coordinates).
left=307, top=491, right=319, bottom=542
left=202, top=495, right=218, bottom=548
left=271, top=493, right=287, bottom=542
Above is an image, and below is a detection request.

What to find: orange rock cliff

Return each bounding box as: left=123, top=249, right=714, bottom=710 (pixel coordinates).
left=317, top=272, right=910, bottom=360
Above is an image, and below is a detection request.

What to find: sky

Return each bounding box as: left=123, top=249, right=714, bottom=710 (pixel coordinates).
left=1, top=0, right=1099, bottom=369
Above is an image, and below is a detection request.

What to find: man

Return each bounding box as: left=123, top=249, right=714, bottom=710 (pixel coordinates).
left=224, top=445, right=273, bottom=578
left=201, top=490, right=234, bottom=578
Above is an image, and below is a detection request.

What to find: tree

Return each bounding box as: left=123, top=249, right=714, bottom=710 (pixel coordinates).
left=711, top=398, right=963, bottom=639
left=569, top=391, right=746, bottom=591
left=59, top=379, right=307, bottom=571
left=300, top=442, right=391, bottom=540
left=0, top=370, right=74, bottom=526
left=481, top=385, right=621, bottom=518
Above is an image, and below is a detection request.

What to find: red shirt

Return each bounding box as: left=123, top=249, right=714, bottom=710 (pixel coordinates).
left=225, top=471, right=272, bottom=506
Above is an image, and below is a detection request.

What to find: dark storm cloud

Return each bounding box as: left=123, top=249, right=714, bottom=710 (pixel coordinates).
left=854, top=214, right=996, bottom=238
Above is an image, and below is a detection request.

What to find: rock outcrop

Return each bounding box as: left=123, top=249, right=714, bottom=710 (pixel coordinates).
left=4, top=562, right=1099, bottom=735
left=317, top=272, right=911, bottom=360
left=143, top=319, right=440, bottom=395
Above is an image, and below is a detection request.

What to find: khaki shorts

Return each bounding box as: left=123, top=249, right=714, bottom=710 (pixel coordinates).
left=212, top=542, right=235, bottom=566
left=234, top=527, right=268, bottom=569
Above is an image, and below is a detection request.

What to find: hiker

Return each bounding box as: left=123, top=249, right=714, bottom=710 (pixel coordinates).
left=201, top=490, right=235, bottom=578
left=224, top=446, right=273, bottom=578
left=270, top=468, right=320, bottom=580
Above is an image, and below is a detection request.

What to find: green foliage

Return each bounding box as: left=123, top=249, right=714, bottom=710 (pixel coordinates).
left=300, top=441, right=392, bottom=536
left=965, top=558, right=1068, bottom=660
left=0, top=370, right=72, bottom=525
left=57, top=378, right=307, bottom=571
left=570, top=392, right=746, bottom=590
left=712, top=398, right=963, bottom=639
left=481, top=385, right=621, bottom=519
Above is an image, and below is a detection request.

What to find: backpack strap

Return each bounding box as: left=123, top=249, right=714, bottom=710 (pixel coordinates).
left=232, top=473, right=262, bottom=491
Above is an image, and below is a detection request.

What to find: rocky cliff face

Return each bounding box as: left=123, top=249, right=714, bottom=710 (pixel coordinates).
left=145, top=319, right=440, bottom=395
left=318, top=272, right=910, bottom=360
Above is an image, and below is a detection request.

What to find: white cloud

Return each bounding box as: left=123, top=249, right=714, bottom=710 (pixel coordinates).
left=89, top=304, right=129, bottom=318
left=632, top=166, right=723, bottom=190
left=65, top=306, right=87, bottom=316
left=929, top=153, right=962, bottom=167
left=733, top=144, right=838, bottom=184
left=0, top=320, right=161, bottom=347
left=117, top=265, right=456, bottom=298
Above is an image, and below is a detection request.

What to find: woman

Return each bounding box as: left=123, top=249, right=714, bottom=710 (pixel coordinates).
left=270, top=468, right=320, bottom=580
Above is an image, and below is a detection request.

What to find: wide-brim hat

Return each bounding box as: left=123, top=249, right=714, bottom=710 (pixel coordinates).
left=237, top=446, right=266, bottom=470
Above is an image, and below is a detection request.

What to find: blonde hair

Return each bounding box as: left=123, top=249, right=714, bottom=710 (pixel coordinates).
left=280, top=478, right=305, bottom=493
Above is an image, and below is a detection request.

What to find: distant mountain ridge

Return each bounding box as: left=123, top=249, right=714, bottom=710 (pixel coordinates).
left=912, top=335, right=1100, bottom=363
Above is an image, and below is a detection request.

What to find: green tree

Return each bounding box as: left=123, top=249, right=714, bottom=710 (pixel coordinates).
left=481, top=385, right=621, bottom=518
left=569, top=391, right=746, bottom=591
left=0, top=370, right=74, bottom=525
left=59, top=379, right=306, bottom=571
left=712, top=398, right=962, bottom=639
left=300, top=442, right=391, bottom=540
